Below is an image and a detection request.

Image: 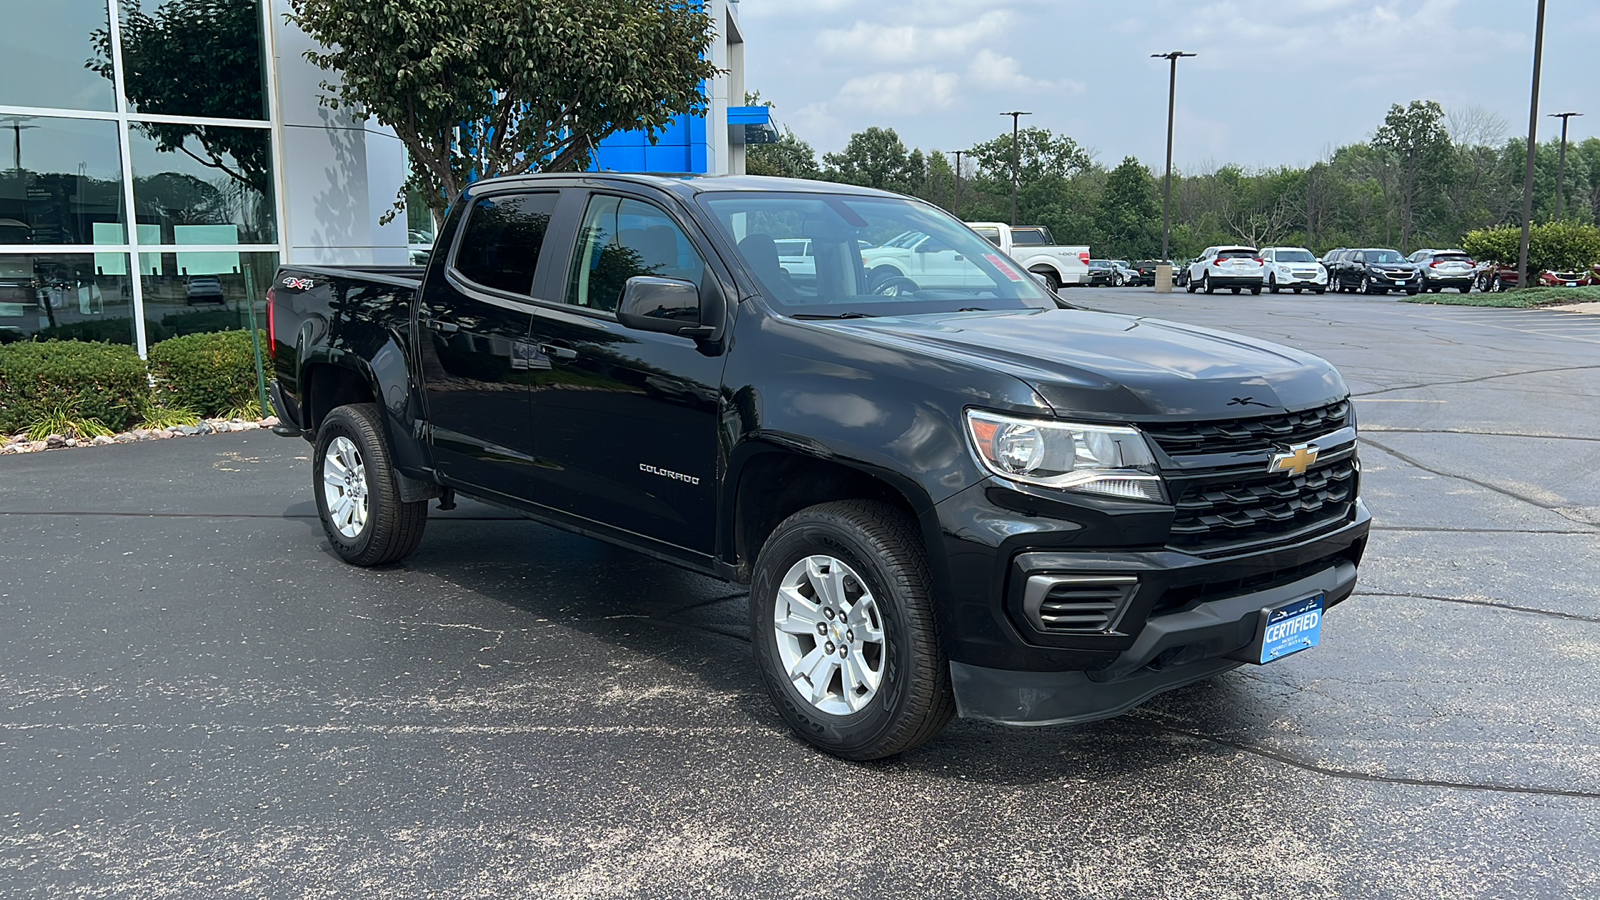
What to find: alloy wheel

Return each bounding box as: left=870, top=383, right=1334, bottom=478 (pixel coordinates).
left=773, top=555, right=886, bottom=716
left=321, top=436, right=370, bottom=539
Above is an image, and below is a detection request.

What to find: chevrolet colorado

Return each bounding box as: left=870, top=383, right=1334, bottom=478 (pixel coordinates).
left=268, top=173, right=1369, bottom=759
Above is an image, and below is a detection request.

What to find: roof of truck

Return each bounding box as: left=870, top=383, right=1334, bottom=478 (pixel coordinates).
left=474, top=171, right=906, bottom=200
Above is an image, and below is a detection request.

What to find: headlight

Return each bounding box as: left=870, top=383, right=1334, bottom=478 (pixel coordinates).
left=965, top=410, right=1164, bottom=501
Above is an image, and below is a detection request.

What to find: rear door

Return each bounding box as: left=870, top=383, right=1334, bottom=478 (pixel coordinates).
left=418, top=189, right=559, bottom=493
left=520, top=190, right=728, bottom=557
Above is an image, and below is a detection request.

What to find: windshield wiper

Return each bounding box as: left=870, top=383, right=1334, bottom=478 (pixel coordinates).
left=792, top=311, right=876, bottom=320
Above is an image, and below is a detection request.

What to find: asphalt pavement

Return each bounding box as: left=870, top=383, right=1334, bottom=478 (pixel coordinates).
left=2, top=289, right=1597, bottom=898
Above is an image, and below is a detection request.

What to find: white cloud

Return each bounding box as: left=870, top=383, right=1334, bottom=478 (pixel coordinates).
left=833, top=67, right=962, bottom=114
left=966, top=49, right=1085, bottom=95
left=816, top=10, right=1013, bottom=62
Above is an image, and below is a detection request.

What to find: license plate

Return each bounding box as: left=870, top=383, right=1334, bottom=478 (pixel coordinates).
left=1259, top=594, right=1322, bottom=663
left=1567, top=282, right=1578, bottom=287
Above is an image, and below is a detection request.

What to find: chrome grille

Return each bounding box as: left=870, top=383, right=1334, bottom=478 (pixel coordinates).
left=1143, top=401, right=1350, bottom=457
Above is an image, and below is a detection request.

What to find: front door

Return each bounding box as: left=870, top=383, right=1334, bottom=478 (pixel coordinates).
left=523, top=192, right=726, bottom=557
left=417, top=189, right=559, bottom=493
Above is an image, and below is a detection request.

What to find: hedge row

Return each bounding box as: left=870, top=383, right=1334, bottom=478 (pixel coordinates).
left=0, top=331, right=267, bottom=435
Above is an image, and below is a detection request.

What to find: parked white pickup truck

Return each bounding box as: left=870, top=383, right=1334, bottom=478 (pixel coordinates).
left=966, top=223, right=1091, bottom=290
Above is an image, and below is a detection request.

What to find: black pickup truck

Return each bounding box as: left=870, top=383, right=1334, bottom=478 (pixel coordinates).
left=268, top=173, right=1369, bottom=759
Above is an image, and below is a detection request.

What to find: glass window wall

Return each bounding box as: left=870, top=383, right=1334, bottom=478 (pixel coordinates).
left=139, top=250, right=276, bottom=343
left=0, top=0, right=118, bottom=112
left=0, top=253, right=135, bottom=345
left=129, top=125, right=276, bottom=245
left=117, top=0, right=268, bottom=121
left=0, top=115, right=126, bottom=246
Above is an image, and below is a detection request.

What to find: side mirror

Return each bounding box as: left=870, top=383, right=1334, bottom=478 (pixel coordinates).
left=617, top=276, right=713, bottom=338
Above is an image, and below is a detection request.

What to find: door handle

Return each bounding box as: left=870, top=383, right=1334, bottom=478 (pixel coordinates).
left=538, top=342, right=578, bottom=361
left=424, top=317, right=459, bottom=333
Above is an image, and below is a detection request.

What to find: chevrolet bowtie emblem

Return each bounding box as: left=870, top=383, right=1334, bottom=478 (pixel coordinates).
left=1269, top=443, right=1319, bottom=477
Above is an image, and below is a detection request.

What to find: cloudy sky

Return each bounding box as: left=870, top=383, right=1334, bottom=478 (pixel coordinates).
left=738, top=0, right=1600, bottom=172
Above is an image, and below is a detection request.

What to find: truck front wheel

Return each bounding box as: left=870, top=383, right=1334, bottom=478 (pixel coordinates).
left=750, top=500, right=954, bottom=760
left=314, top=403, right=427, bottom=566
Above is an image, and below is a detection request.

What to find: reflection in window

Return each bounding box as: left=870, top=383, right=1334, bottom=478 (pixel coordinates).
left=0, top=0, right=116, bottom=111
left=130, top=126, right=276, bottom=244
left=0, top=116, right=126, bottom=245
left=566, top=197, right=706, bottom=312
left=0, top=254, right=135, bottom=345
left=99, top=0, right=268, bottom=121
left=138, top=250, right=276, bottom=342
left=453, top=193, right=558, bottom=294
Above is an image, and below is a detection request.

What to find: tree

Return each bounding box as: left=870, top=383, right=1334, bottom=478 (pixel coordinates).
left=742, top=91, right=819, bottom=179
left=1371, top=100, right=1452, bottom=250
left=821, top=127, right=916, bottom=192
left=1094, top=157, right=1161, bottom=258
left=286, top=0, right=720, bottom=226
left=968, top=127, right=1092, bottom=184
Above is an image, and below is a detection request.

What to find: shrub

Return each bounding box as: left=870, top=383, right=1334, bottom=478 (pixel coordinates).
left=0, top=340, right=149, bottom=435
left=147, top=330, right=266, bottom=419
left=1461, top=222, right=1600, bottom=273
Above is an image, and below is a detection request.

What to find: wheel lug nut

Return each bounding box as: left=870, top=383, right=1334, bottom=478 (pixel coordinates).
left=816, top=622, right=828, bottom=636
left=825, top=641, right=835, bottom=654
left=839, top=646, right=848, bottom=658
left=846, top=629, right=855, bottom=642
left=823, top=608, right=835, bottom=620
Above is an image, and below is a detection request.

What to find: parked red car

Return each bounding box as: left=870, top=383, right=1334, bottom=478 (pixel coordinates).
left=1476, top=264, right=1598, bottom=292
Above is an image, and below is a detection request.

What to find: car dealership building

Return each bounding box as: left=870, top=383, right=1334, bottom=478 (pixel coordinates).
left=0, top=0, right=765, bottom=356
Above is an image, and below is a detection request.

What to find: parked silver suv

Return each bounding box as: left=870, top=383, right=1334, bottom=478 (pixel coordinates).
left=1261, top=247, right=1328, bottom=294
left=1185, top=246, right=1265, bottom=295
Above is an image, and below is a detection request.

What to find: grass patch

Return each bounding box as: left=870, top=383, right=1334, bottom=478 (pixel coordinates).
left=1402, top=285, right=1600, bottom=308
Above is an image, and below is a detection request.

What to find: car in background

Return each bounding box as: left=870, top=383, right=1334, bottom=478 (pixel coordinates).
left=1108, top=260, right=1140, bottom=286
left=1476, top=263, right=1598, bottom=292
left=1407, top=249, right=1476, bottom=294
left=184, top=276, right=226, bottom=305
left=966, top=222, right=1091, bottom=290
left=1329, top=248, right=1419, bottom=295
left=1128, top=260, right=1165, bottom=286
left=860, top=230, right=990, bottom=291
left=1086, top=259, right=1117, bottom=286
left=1260, top=247, right=1327, bottom=294
left=1185, top=246, right=1265, bottom=295
left=773, top=237, right=816, bottom=284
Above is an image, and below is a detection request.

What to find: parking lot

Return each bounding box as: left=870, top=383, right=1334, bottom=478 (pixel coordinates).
left=2, top=288, right=1597, bottom=898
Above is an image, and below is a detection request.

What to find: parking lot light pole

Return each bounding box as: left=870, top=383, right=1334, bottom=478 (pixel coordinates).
left=1549, top=112, right=1582, bottom=221
left=1001, top=111, right=1031, bottom=225
left=1152, top=52, right=1195, bottom=262
left=1518, top=0, right=1547, bottom=291
left=949, top=149, right=966, bottom=219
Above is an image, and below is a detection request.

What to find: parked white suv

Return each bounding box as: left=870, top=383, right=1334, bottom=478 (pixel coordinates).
left=1186, top=246, right=1265, bottom=295
left=1261, top=247, right=1328, bottom=294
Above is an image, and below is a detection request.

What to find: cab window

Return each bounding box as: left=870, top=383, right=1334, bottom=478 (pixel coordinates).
left=565, top=195, right=708, bottom=313
left=452, top=192, right=560, bottom=295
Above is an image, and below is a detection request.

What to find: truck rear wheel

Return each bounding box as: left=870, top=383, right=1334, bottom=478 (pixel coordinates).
left=750, top=500, right=954, bottom=760
left=314, top=403, right=427, bottom=566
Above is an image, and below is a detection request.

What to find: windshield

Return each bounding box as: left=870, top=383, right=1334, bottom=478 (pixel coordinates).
left=1275, top=250, right=1316, bottom=262
left=1366, top=250, right=1405, bottom=264
left=699, top=193, right=1056, bottom=316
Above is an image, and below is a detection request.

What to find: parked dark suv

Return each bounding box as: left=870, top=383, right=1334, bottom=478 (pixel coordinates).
left=1407, top=249, right=1475, bottom=294
left=1330, top=248, right=1420, bottom=295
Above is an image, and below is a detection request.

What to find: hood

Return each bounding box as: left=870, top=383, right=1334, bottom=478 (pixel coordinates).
left=819, top=308, right=1347, bottom=419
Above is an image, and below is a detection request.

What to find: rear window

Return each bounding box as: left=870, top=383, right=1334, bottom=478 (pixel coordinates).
left=1433, top=253, right=1472, bottom=263
left=971, top=226, right=1003, bottom=247
left=1012, top=228, right=1049, bottom=246
left=453, top=192, right=559, bottom=294
left=1218, top=249, right=1258, bottom=259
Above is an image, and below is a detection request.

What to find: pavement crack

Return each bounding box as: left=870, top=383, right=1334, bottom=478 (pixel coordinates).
left=349, top=614, right=508, bottom=651
left=1133, top=718, right=1600, bottom=801
left=1361, top=436, right=1595, bottom=527
left=1351, top=363, right=1600, bottom=399
left=1360, top=591, right=1600, bottom=625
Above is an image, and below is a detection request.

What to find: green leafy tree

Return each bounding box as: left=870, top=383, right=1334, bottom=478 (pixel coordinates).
left=1372, top=100, right=1452, bottom=250
left=1094, top=157, right=1161, bottom=259
left=969, top=127, right=1092, bottom=183
left=286, top=0, right=720, bottom=226
left=821, top=127, right=919, bottom=192
left=741, top=91, right=819, bottom=179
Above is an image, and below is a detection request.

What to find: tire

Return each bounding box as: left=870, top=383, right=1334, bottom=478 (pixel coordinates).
left=314, top=403, right=428, bottom=567
left=1231, top=287, right=1241, bottom=295
left=1269, top=275, right=1280, bottom=294
left=1406, top=288, right=1420, bottom=296
left=1249, top=285, right=1262, bottom=295
left=1429, top=286, right=1442, bottom=293
left=1359, top=275, right=1373, bottom=295
left=1202, top=273, right=1215, bottom=294
left=1293, top=287, right=1303, bottom=294
left=868, top=266, right=901, bottom=293
left=1035, top=269, right=1061, bottom=292
left=750, top=500, right=954, bottom=761
left=1491, top=275, right=1504, bottom=293
left=1185, top=272, right=1197, bottom=293
left=1459, top=283, right=1471, bottom=294
left=1312, top=287, right=1326, bottom=295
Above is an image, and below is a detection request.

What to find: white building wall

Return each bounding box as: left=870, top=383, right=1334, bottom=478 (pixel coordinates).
left=268, top=0, right=410, bottom=266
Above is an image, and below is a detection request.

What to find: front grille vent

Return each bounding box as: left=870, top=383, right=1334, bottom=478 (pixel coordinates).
left=1169, top=458, right=1357, bottom=553
left=1143, top=401, right=1350, bottom=457
left=1023, top=575, right=1138, bottom=634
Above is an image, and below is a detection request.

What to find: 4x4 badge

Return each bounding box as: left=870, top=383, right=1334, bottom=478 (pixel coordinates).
left=1269, top=443, right=1319, bottom=477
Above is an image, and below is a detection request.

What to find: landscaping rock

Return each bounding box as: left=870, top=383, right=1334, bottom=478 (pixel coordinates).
left=45, top=435, right=67, bottom=450
left=64, top=438, right=78, bottom=448
left=198, top=423, right=215, bottom=435
left=178, top=425, right=201, bottom=436
left=92, top=435, right=115, bottom=446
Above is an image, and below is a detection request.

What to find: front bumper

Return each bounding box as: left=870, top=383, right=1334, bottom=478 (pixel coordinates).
left=951, top=558, right=1356, bottom=725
